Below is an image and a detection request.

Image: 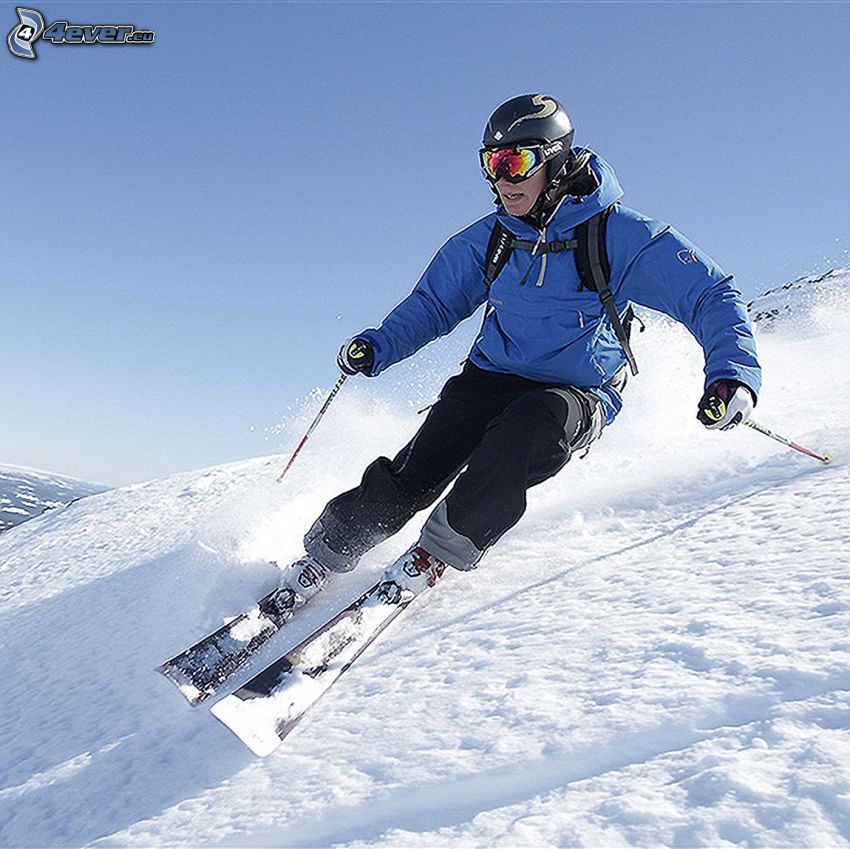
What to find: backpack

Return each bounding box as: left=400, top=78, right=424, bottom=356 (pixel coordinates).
left=482, top=204, right=639, bottom=375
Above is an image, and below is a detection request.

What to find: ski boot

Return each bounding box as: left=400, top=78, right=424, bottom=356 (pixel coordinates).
left=378, top=545, right=449, bottom=604
left=263, top=554, right=331, bottom=618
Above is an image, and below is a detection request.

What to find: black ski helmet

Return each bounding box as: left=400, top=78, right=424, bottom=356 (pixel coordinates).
left=482, top=94, right=575, bottom=183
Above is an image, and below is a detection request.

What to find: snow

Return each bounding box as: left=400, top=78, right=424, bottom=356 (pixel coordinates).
left=228, top=607, right=275, bottom=642
left=0, top=464, right=107, bottom=533
left=1, top=268, right=849, bottom=847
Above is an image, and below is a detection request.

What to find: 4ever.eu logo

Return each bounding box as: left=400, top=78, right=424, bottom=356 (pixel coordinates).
left=7, top=7, right=155, bottom=59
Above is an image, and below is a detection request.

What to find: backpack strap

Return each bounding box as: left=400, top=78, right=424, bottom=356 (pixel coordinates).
left=483, top=219, right=516, bottom=286
left=474, top=220, right=515, bottom=349
left=574, top=205, right=639, bottom=376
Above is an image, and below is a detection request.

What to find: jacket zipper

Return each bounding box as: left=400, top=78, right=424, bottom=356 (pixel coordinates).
left=518, top=228, right=546, bottom=287
left=535, top=226, right=547, bottom=287
left=533, top=193, right=568, bottom=288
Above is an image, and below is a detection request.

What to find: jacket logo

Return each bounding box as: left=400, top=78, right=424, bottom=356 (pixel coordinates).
left=505, top=94, right=558, bottom=134
left=677, top=248, right=698, bottom=265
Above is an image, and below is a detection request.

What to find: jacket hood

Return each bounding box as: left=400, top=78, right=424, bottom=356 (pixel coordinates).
left=495, top=148, right=624, bottom=237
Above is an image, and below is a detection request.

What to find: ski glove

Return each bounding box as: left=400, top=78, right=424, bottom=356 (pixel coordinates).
left=337, top=336, right=376, bottom=376
left=697, top=379, right=755, bottom=430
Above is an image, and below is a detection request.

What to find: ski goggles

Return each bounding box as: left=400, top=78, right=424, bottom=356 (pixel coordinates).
left=479, top=139, right=564, bottom=184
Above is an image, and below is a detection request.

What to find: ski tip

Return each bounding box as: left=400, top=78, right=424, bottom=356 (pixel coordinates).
left=210, top=696, right=284, bottom=757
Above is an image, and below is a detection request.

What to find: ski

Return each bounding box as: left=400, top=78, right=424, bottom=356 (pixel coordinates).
left=158, top=582, right=304, bottom=705
left=210, top=547, right=446, bottom=756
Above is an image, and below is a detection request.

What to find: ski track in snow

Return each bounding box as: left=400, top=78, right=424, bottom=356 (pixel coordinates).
left=1, top=269, right=849, bottom=848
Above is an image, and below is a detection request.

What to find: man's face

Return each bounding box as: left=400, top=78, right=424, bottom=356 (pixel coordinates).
left=495, top=166, right=548, bottom=217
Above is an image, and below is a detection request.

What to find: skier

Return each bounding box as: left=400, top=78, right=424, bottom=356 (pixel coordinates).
left=282, top=93, right=761, bottom=603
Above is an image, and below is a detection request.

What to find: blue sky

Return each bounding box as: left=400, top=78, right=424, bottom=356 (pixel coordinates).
left=2, top=1, right=848, bottom=485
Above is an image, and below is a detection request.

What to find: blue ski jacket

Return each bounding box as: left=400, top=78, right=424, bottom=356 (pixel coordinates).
left=359, top=150, right=761, bottom=424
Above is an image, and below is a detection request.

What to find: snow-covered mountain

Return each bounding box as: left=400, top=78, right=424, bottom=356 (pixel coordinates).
left=0, top=269, right=848, bottom=848
left=0, top=464, right=108, bottom=533
left=748, top=266, right=850, bottom=331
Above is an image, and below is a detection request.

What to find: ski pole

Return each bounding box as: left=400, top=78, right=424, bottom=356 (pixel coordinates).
left=276, top=373, right=348, bottom=483
left=744, top=419, right=832, bottom=465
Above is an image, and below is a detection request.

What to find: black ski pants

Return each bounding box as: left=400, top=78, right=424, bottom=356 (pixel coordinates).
left=310, top=361, right=603, bottom=567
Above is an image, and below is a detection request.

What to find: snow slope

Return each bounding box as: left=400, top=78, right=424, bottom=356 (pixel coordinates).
left=0, top=269, right=848, bottom=848
left=0, top=464, right=107, bottom=533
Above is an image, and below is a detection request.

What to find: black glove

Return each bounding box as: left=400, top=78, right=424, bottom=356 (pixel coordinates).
left=697, top=379, right=755, bottom=430
left=337, top=336, right=375, bottom=376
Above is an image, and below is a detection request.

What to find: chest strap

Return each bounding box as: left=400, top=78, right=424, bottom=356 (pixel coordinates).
left=510, top=238, right=578, bottom=253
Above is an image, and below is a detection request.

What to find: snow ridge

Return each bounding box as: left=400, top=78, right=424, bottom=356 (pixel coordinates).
left=0, top=464, right=108, bottom=533
left=747, top=265, right=850, bottom=330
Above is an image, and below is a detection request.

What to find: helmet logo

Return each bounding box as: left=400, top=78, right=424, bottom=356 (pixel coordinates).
left=505, top=94, right=558, bottom=135
left=677, top=248, right=698, bottom=265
